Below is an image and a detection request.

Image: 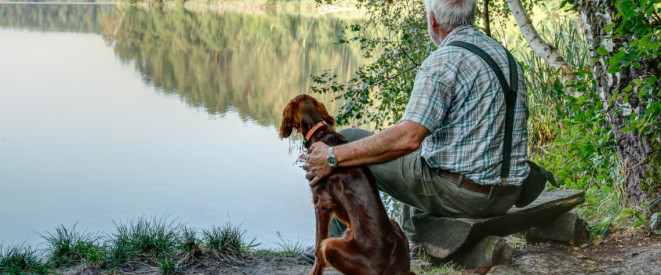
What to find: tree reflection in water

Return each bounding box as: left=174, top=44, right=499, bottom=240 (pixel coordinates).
left=103, top=7, right=362, bottom=127
left=0, top=3, right=362, bottom=127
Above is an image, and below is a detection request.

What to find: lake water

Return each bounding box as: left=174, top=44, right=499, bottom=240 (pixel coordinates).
left=0, top=3, right=360, bottom=249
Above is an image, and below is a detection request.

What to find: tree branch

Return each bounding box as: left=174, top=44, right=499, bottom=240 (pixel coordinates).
left=398, top=45, right=421, bottom=66
left=372, top=64, right=420, bottom=87
left=505, top=0, right=571, bottom=71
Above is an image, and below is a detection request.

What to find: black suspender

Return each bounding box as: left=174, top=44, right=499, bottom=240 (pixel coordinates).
left=447, top=41, right=518, bottom=181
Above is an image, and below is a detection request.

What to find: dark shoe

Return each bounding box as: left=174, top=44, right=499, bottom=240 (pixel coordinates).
left=301, top=246, right=315, bottom=264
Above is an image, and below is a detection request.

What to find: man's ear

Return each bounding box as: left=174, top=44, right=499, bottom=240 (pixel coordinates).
left=429, top=11, right=439, bottom=30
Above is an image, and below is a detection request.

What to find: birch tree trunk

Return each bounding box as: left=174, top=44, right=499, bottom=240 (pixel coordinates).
left=504, top=0, right=569, bottom=71
left=574, top=0, right=652, bottom=204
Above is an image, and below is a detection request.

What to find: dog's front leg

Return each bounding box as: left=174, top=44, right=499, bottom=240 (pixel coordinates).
left=311, top=202, right=332, bottom=275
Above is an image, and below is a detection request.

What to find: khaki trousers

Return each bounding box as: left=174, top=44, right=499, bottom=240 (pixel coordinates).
left=330, top=128, right=521, bottom=242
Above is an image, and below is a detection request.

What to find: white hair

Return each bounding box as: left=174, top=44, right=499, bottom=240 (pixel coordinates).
left=424, top=0, right=477, bottom=31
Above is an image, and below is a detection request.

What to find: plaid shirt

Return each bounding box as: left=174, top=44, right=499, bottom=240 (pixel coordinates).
left=401, top=25, right=529, bottom=186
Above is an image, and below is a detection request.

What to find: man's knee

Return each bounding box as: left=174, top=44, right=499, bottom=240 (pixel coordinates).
left=338, top=128, right=373, bottom=142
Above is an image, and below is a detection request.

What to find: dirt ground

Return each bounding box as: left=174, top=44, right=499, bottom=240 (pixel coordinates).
left=491, top=232, right=661, bottom=275
left=59, top=232, right=660, bottom=274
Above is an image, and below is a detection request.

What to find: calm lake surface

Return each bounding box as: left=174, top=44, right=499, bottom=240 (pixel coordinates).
left=0, top=3, right=360, bottom=249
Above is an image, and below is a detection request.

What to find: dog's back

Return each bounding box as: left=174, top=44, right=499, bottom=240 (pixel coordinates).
left=312, top=131, right=412, bottom=274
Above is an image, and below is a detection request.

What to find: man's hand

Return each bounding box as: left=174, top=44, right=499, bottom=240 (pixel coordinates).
left=302, top=142, right=333, bottom=186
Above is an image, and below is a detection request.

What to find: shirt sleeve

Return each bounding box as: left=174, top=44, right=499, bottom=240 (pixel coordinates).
left=400, top=58, right=452, bottom=132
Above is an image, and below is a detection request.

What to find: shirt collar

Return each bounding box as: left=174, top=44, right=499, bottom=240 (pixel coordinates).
left=438, top=24, right=475, bottom=48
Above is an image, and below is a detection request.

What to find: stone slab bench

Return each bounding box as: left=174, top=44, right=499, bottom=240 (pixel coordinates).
left=412, top=189, right=586, bottom=268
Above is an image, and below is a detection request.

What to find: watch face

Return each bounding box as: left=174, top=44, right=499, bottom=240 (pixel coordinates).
left=327, top=157, right=338, bottom=167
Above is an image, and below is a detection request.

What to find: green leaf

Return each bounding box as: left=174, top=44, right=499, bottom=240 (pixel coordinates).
left=597, top=46, right=609, bottom=56
left=608, top=64, right=620, bottom=74
left=559, top=0, right=568, bottom=8
left=621, top=209, right=633, bottom=216
left=633, top=79, right=643, bottom=87
left=624, top=85, right=633, bottom=92
left=606, top=23, right=615, bottom=33
left=647, top=76, right=657, bottom=85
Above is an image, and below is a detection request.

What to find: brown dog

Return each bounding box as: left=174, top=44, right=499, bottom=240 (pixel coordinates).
left=280, top=94, right=414, bottom=275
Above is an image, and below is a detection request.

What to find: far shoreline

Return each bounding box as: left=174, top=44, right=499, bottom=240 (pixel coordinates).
left=0, top=0, right=365, bottom=18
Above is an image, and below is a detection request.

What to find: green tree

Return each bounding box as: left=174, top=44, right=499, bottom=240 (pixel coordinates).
left=570, top=0, right=661, bottom=204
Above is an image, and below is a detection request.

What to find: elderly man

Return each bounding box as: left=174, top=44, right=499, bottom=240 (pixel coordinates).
left=302, top=0, right=529, bottom=258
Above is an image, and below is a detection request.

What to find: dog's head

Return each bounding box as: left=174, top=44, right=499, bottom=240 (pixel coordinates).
left=279, top=94, right=335, bottom=139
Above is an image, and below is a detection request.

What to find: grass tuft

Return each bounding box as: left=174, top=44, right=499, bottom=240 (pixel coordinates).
left=179, top=226, right=199, bottom=254
left=202, top=221, right=259, bottom=256
left=0, top=243, right=49, bottom=274
left=108, top=215, right=181, bottom=264
left=41, top=223, right=103, bottom=267
left=412, top=260, right=461, bottom=275
left=274, top=231, right=306, bottom=257
left=157, top=255, right=180, bottom=274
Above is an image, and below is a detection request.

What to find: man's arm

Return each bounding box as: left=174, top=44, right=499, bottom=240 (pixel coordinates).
left=303, top=120, right=429, bottom=185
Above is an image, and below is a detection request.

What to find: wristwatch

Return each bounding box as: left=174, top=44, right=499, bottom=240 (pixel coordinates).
left=326, top=147, right=338, bottom=168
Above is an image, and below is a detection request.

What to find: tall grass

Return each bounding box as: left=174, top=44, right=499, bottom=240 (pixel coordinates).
left=108, top=215, right=182, bottom=265
left=179, top=226, right=200, bottom=254
left=41, top=224, right=103, bottom=267
left=0, top=243, right=48, bottom=274
left=517, top=17, right=594, bottom=149
left=274, top=231, right=306, bottom=257
left=202, top=221, right=258, bottom=257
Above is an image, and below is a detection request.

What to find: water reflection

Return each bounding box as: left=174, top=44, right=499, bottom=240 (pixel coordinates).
left=103, top=7, right=359, bottom=126
left=0, top=4, right=361, bottom=127
left=0, top=3, right=115, bottom=33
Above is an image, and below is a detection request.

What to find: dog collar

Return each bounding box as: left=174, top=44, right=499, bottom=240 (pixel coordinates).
left=303, top=121, right=327, bottom=148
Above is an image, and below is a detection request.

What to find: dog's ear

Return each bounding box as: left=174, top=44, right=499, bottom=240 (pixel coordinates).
left=279, top=100, right=298, bottom=138
left=311, top=99, right=335, bottom=127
